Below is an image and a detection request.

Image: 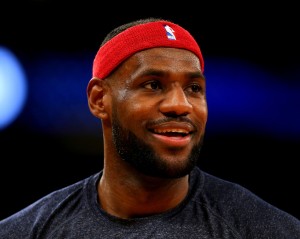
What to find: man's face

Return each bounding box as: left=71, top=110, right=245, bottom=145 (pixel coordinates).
left=108, top=47, right=208, bottom=178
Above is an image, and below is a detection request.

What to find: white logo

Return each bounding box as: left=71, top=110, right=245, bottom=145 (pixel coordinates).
left=164, top=25, right=176, bottom=40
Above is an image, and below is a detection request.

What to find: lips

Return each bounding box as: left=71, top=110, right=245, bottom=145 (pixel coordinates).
left=149, top=122, right=194, bottom=147
left=150, top=121, right=194, bottom=134
left=152, top=128, right=190, bottom=136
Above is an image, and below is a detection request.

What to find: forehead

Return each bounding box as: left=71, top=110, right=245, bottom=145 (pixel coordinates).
left=108, top=47, right=203, bottom=85
left=132, top=47, right=201, bottom=71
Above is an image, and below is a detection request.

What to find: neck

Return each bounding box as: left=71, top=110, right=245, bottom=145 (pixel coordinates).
left=98, top=167, right=189, bottom=219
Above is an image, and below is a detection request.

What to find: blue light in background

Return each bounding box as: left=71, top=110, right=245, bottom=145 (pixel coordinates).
left=0, top=47, right=27, bottom=130
left=205, top=57, right=300, bottom=139
left=13, top=53, right=300, bottom=140
left=21, top=52, right=99, bottom=135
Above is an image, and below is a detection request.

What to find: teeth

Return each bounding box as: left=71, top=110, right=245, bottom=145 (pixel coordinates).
left=154, top=129, right=188, bottom=134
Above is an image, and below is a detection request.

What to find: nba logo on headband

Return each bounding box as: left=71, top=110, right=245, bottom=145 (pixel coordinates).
left=93, top=21, right=204, bottom=79
left=164, top=25, right=176, bottom=40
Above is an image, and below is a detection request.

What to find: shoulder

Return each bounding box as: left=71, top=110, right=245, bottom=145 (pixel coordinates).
left=0, top=172, right=100, bottom=238
left=190, top=167, right=300, bottom=238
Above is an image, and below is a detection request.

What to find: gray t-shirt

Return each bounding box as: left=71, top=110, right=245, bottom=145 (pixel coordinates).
left=0, top=167, right=299, bottom=238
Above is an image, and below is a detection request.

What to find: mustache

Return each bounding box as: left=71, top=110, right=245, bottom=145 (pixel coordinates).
left=146, top=116, right=199, bottom=131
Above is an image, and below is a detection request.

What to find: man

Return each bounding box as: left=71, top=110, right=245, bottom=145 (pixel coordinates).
left=0, top=17, right=299, bottom=238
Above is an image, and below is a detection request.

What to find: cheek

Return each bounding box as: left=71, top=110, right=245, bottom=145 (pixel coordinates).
left=113, top=92, right=155, bottom=125
left=197, top=103, right=208, bottom=118
left=115, top=88, right=128, bottom=101
left=124, top=102, right=154, bottom=122
left=194, top=102, right=208, bottom=128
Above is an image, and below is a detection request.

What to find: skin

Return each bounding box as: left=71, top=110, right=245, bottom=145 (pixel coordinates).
left=87, top=47, right=208, bottom=219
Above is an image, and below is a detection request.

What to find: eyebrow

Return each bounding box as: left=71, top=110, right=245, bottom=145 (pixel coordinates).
left=137, top=68, right=205, bottom=80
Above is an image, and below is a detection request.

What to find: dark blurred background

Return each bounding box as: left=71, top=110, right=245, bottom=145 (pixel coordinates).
left=0, top=1, right=299, bottom=220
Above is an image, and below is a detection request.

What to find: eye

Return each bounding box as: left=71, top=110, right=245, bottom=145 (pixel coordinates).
left=144, top=81, right=161, bottom=90
left=187, top=83, right=203, bottom=93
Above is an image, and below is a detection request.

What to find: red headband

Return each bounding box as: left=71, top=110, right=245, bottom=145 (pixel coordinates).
left=93, top=21, right=204, bottom=79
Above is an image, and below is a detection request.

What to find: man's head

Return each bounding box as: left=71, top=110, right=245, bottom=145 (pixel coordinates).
left=87, top=18, right=208, bottom=179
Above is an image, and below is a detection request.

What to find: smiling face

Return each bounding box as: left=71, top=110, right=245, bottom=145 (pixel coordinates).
left=91, top=47, right=208, bottom=179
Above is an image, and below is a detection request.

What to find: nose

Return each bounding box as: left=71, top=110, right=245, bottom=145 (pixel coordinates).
left=159, top=86, right=192, bottom=117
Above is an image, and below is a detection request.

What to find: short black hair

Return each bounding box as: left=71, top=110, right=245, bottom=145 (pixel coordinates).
left=100, top=17, right=170, bottom=47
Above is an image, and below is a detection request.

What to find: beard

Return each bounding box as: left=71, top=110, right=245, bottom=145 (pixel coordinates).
left=111, top=113, right=204, bottom=179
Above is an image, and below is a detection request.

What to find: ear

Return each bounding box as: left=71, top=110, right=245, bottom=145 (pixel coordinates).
left=87, top=77, right=109, bottom=120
